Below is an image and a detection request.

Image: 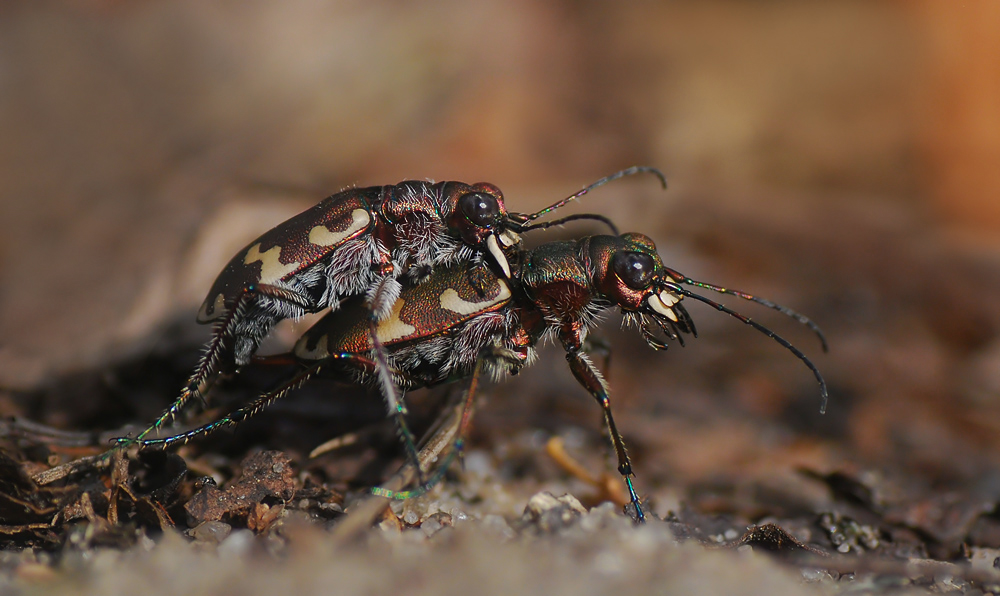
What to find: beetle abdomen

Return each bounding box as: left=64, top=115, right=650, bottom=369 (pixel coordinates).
left=197, top=190, right=378, bottom=323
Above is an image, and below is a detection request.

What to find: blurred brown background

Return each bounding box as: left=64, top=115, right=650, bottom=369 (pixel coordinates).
left=2, top=0, right=1000, bottom=516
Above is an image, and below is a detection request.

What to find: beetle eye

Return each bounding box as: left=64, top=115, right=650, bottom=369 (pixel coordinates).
left=612, top=251, right=655, bottom=289
left=459, top=193, right=500, bottom=228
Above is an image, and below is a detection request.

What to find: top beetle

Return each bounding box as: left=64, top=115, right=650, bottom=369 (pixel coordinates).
left=156, top=180, right=518, bottom=439
left=133, top=168, right=666, bottom=443
left=200, top=180, right=518, bottom=365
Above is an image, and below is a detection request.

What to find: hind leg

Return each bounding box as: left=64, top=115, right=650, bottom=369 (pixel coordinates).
left=120, top=284, right=311, bottom=447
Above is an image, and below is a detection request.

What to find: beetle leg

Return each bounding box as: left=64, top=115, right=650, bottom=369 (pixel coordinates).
left=126, top=362, right=324, bottom=450
left=562, top=331, right=645, bottom=523
left=128, top=346, right=435, bottom=451
left=372, top=357, right=484, bottom=500
left=252, top=283, right=313, bottom=311
left=368, top=315, right=425, bottom=486
left=365, top=276, right=402, bottom=322
left=128, top=296, right=247, bottom=445
left=129, top=284, right=312, bottom=446
left=582, top=335, right=613, bottom=380
left=362, top=274, right=425, bottom=481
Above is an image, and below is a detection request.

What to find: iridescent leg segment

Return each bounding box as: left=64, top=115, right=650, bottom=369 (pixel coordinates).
left=131, top=362, right=323, bottom=449
left=371, top=358, right=483, bottom=500
left=120, top=284, right=311, bottom=447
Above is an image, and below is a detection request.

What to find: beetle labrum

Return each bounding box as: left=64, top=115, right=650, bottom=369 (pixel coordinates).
left=124, top=168, right=668, bottom=455
left=135, top=231, right=828, bottom=522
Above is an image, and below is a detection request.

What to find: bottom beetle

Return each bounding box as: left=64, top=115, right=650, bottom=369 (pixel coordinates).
left=135, top=232, right=828, bottom=522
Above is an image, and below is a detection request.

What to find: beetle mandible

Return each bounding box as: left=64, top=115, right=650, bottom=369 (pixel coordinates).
left=135, top=231, right=828, bottom=522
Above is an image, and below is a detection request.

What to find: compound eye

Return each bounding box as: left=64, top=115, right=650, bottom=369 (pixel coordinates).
left=612, top=251, right=655, bottom=289
left=459, top=192, right=500, bottom=228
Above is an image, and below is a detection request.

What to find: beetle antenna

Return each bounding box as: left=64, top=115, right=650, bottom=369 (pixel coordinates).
left=519, top=213, right=621, bottom=235
left=511, top=166, right=667, bottom=224
left=667, top=284, right=829, bottom=414
left=677, top=276, right=828, bottom=352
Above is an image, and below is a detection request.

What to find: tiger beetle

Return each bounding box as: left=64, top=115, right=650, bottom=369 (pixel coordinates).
left=133, top=230, right=829, bottom=523
left=119, top=168, right=667, bottom=479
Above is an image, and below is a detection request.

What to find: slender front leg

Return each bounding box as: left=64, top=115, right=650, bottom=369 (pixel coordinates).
left=561, top=327, right=645, bottom=522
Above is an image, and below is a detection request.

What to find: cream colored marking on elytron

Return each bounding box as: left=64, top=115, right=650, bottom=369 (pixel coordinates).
left=375, top=298, right=416, bottom=343
left=308, top=209, right=370, bottom=247
left=296, top=334, right=329, bottom=360
left=244, top=243, right=300, bottom=284
left=648, top=294, right=679, bottom=322
left=439, top=279, right=512, bottom=316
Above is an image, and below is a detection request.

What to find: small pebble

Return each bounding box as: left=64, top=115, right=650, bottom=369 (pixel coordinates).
left=420, top=513, right=452, bottom=538
left=801, top=568, right=835, bottom=583
left=318, top=502, right=343, bottom=515
left=189, top=521, right=232, bottom=544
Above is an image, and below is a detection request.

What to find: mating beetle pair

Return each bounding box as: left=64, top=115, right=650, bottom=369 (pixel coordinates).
left=125, top=168, right=828, bottom=522
left=125, top=169, right=654, bottom=448
left=129, top=179, right=512, bottom=447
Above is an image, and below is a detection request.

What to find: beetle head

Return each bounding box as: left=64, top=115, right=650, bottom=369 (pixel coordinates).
left=442, top=182, right=520, bottom=279
left=586, top=233, right=695, bottom=349
left=582, top=232, right=830, bottom=412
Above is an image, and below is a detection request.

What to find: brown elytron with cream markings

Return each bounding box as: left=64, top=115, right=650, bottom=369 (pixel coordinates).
left=295, top=261, right=516, bottom=372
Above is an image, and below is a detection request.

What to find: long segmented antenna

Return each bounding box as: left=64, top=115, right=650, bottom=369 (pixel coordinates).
left=673, top=273, right=828, bottom=352
left=511, top=166, right=667, bottom=225
left=665, top=283, right=829, bottom=414
left=518, top=213, right=621, bottom=235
